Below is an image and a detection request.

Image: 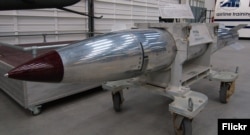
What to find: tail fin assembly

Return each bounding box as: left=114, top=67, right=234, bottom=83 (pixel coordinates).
left=229, top=24, right=247, bottom=33
left=215, top=24, right=246, bottom=53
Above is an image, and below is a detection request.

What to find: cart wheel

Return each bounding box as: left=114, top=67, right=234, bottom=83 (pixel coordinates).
left=174, top=114, right=192, bottom=135
left=30, top=105, right=42, bottom=116
left=112, top=92, right=122, bottom=112
left=220, top=81, right=235, bottom=104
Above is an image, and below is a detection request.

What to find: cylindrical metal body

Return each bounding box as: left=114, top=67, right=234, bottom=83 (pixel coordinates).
left=187, top=45, right=208, bottom=61
left=7, top=28, right=210, bottom=83
left=58, top=29, right=177, bottom=82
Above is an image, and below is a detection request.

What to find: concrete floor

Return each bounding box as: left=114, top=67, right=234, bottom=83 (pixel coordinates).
left=0, top=40, right=250, bottom=135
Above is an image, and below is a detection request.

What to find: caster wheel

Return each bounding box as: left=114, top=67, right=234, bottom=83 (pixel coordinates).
left=179, top=118, right=192, bottom=135
left=174, top=114, right=192, bottom=135
left=29, top=106, right=42, bottom=116
left=112, top=92, right=122, bottom=112
left=220, top=81, right=235, bottom=104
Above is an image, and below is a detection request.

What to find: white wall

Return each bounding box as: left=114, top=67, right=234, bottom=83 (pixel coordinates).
left=0, top=1, right=87, bottom=44
left=205, top=0, right=215, bottom=10
left=0, top=0, right=180, bottom=44
left=95, top=0, right=179, bottom=33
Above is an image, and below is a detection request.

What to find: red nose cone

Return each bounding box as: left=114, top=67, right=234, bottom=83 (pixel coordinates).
left=7, top=51, right=63, bottom=83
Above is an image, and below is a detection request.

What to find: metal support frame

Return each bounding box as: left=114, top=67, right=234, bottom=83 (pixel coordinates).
left=102, top=23, right=216, bottom=118
left=102, top=23, right=240, bottom=134
left=209, top=70, right=238, bottom=82
left=103, top=79, right=208, bottom=119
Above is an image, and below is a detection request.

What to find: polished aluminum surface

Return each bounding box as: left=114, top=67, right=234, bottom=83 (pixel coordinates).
left=5, top=25, right=239, bottom=83
left=186, top=28, right=237, bottom=61
left=187, top=45, right=208, bottom=60
left=133, top=29, right=177, bottom=72
left=57, top=29, right=177, bottom=82
left=186, top=28, right=238, bottom=61
left=5, top=23, right=242, bottom=84
left=218, top=28, right=238, bottom=42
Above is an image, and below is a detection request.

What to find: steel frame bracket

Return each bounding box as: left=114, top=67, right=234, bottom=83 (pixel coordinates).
left=209, top=70, right=238, bottom=82
left=102, top=80, right=208, bottom=119
left=168, top=89, right=208, bottom=119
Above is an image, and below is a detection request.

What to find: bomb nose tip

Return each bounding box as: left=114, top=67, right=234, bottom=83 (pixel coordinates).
left=7, top=50, right=64, bottom=83
left=4, top=73, right=8, bottom=77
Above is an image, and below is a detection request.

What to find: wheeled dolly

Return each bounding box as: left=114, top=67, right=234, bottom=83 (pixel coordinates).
left=101, top=23, right=240, bottom=135
left=103, top=80, right=208, bottom=135
left=103, top=68, right=239, bottom=135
